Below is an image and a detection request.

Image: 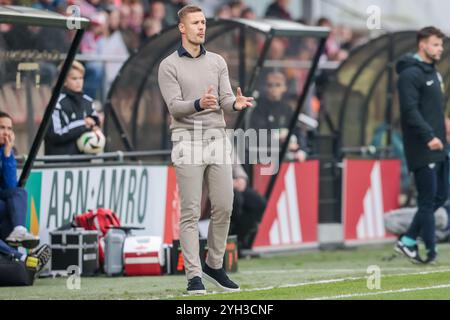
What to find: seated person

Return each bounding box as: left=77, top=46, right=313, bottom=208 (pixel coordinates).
left=384, top=207, right=449, bottom=242
left=0, top=111, right=50, bottom=272
left=249, top=70, right=307, bottom=162
left=44, top=60, right=101, bottom=155
left=229, top=163, right=266, bottom=252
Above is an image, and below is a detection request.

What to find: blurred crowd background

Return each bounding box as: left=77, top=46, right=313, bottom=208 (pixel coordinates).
left=0, top=0, right=370, bottom=101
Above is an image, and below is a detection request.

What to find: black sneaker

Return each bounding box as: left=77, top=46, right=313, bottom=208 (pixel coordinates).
left=394, top=240, right=424, bottom=264
left=30, top=244, right=51, bottom=273
left=187, top=276, right=206, bottom=295
left=203, top=263, right=240, bottom=292
left=424, top=251, right=438, bottom=265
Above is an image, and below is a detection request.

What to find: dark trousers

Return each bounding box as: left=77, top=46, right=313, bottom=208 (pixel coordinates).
left=230, top=187, right=266, bottom=249
left=406, top=160, right=449, bottom=252
left=0, top=188, right=28, bottom=258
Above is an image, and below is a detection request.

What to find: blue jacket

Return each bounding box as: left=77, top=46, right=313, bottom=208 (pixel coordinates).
left=0, top=146, right=17, bottom=191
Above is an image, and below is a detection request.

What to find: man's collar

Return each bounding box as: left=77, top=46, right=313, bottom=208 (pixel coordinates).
left=414, top=53, right=424, bottom=62
left=414, top=52, right=435, bottom=65
left=177, top=44, right=206, bottom=58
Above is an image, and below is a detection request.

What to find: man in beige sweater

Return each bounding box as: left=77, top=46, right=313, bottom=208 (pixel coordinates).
left=158, top=4, right=253, bottom=295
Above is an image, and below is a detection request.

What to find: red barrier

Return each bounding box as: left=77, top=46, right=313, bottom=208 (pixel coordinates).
left=252, top=161, right=319, bottom=251
left=342, top=159, right=400, bottom=244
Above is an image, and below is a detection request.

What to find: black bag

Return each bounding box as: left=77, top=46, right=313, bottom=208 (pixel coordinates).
left=0, top=254, right=35, bottom=286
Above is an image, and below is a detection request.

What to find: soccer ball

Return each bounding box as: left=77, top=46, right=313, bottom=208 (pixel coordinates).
left=77, top=130, right=106, bottom=154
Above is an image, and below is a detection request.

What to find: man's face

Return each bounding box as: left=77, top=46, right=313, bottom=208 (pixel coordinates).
left=64, top=69, right=84, bottom=92
left=0, top=117, right=13, bottom=145
left=179, top=11, right=206, bottom=45
left=420, top=35, right=444, bottom=62
left=265, top=73, right=287, bottom=101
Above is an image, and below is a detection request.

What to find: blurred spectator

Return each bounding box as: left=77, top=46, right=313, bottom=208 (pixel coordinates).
left=141, top=17, right=162, bottom=42
left=119, top=3, right=132, bottom=29
left=86, top=0, right=108, bottom=11
left=74, top=0, right=98, bottom=18
left=102, top=6, right=129, bottom=95
left=241, top=7, right=256, bottom=20
left=129, top=1, right=144, bottom=34
left=229, top=0, right=245, bottom=18
left=286, top=39, right=317, bottom=97
left=268, top=37, right=288, bottom=60
left=265, top=0, right=292, bottom=21
left=148, top=0, right=168, bottom=28
left=250, top=70, right=308, bottom=162
left=338, top=25, right=354, bottom=52
left=216, top=4, right=232, bottom=19
left=106, top=4, right=121, bottom=31
left=164, top=0, right=189, bottom=26
left=120, top=3, right=141, bottom=52
left=80, top=11, right=108, bottom=98
left=317, top=17, right=349, bottom=61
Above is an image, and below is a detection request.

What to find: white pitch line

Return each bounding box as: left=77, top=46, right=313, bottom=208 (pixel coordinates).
left=239, top=267, right=448, bottom=275
left=159, top=268, right=450, bottom=300
left=310, top=284, right=450, bottom=300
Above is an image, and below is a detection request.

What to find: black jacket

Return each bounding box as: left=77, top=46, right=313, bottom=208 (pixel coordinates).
left=396, top=54, right=448, bottom=171
left=45, top=88, right=99, bottom=155
left=249, top=96, right=307, bottom=151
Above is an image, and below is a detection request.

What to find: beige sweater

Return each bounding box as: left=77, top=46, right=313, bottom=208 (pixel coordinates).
left=158, top=50, right=237, bottom=135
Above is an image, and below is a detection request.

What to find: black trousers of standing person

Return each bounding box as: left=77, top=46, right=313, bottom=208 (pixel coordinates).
left=230, top=187, right=266, bottom=251
left=406, top=159, right=449, bottom=253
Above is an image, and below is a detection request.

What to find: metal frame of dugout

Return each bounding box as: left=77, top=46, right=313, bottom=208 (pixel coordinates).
left=0, top=5, right=90, bottom=188
left=104, top=17, right=330, bottom=203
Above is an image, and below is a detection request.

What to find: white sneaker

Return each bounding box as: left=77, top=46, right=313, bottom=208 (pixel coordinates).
left=6, top=226, right=40, bottom=249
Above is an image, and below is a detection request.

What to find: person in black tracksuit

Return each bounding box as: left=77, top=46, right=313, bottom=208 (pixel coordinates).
left=44, top=61, right=100, bottom=156
left=395, top=27, right=448, bottom=264
left=229, top=164, right=266, bottom=253
left=249, top=70, right=308, bottom=162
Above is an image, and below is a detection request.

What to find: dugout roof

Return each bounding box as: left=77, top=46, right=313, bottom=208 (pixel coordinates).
left=0, top=5, right=89, bottom=186
left=0, top=5, right=89, bottom=28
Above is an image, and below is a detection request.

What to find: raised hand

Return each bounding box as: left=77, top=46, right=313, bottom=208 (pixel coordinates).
left=234, top=87, right=254, bottom=111
left=200, top=85, right=218, bottom=110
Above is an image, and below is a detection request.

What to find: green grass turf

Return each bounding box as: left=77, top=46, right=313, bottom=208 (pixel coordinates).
left=1, top=243, right=450, bottom=300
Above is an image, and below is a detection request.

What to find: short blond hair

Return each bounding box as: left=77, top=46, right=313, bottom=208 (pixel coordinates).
left=177, top=4, right=203, bottom=22
left=58, top=60, right=86, bottom=76
left=70, top=60, right=85, bottom=76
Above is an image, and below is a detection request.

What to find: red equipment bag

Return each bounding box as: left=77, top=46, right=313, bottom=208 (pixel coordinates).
left=73, top=208, right=121, bottom=267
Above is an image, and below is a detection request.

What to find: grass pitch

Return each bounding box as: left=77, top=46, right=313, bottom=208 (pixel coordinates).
left=2, top=243, right=450, bottom=300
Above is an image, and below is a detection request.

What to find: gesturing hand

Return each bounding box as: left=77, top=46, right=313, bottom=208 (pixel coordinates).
left=200, top=85, right=218, bottom=110
left=234, top=87, right=254, bottom=111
